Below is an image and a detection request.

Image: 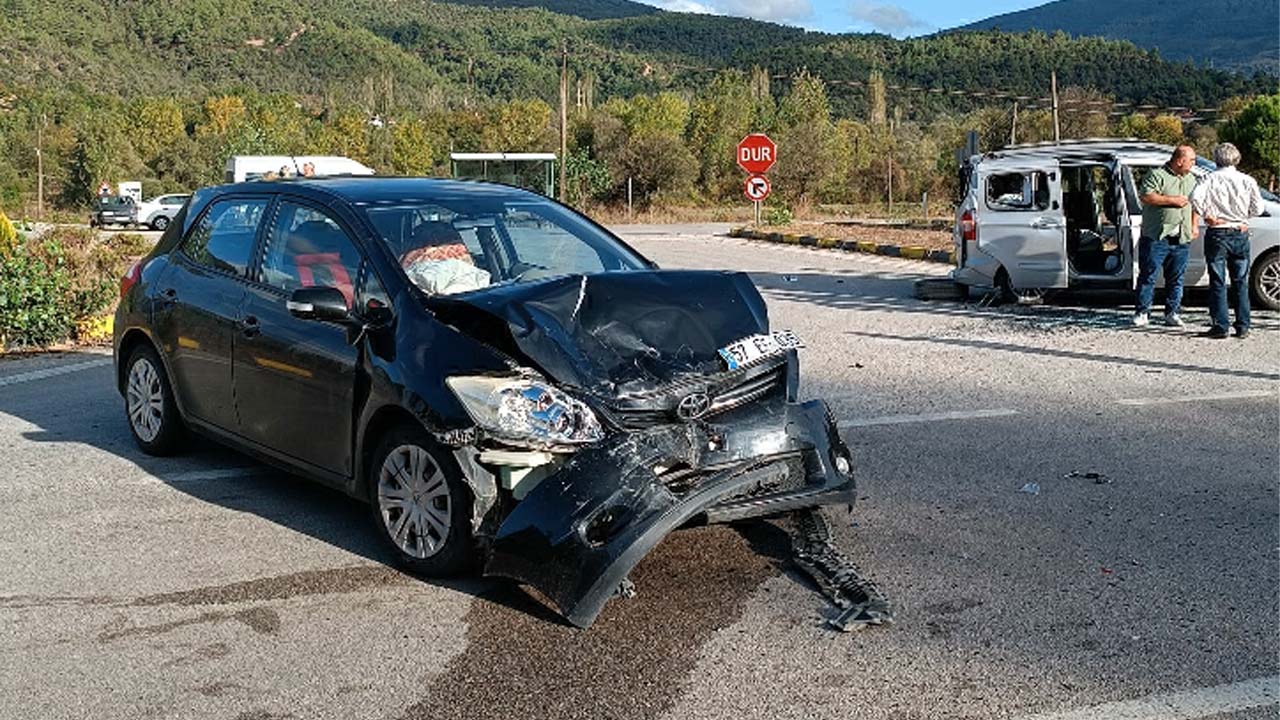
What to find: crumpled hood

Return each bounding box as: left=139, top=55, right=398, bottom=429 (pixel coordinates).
left=423, top=270, right=769, bottom=397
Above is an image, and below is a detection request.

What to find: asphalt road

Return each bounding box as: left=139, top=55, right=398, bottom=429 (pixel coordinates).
left=2, top=224, right=1277, bottom=720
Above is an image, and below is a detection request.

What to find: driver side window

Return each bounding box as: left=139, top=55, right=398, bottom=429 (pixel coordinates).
left=259, top=202, right=363, bottom=309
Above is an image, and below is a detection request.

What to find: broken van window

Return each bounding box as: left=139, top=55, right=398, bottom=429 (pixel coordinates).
left=986, top=171, right=1050, bottom=212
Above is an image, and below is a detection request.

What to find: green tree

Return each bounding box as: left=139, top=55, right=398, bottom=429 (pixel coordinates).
left=689, top=70, right=755, bottom=200
left=481, top=99, right=553, bottom=151
left=1220, top=94, right=1279, bottom=189
left=390, top=118, right=436, bottom=175
left=773, top=72, right=844, bottom=204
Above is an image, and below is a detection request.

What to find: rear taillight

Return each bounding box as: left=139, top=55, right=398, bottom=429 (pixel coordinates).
left=960, top=210, right=977, bottom=242
left=120, top=260, right=142, bottom=298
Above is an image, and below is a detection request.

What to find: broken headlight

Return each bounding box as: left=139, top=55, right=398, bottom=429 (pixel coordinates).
left=447, top=375, right=604, bottom=447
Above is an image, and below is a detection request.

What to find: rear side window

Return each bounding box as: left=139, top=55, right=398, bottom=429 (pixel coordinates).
left=986, top=171, right=1050, bottom=212
left=182, top=198, right=268, bottom=277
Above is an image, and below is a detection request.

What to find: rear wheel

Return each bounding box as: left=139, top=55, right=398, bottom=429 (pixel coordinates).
left=996, top=267, right=1047, bottom=305
left=124, top=345, right=185, bottom=455
left=367, top=426, right=474, bottom=576
left=1250, top=251, right=1280, bottom=312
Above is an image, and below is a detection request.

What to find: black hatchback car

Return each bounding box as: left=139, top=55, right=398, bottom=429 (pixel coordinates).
left=113, top=178, right=856, bottom=627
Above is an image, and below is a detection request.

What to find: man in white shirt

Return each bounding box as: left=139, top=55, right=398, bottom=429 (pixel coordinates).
left=1189, top=143, right=1264, bottom=339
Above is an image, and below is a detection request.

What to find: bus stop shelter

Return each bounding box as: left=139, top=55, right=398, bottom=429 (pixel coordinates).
left=449, top=153, right=557, bottom=196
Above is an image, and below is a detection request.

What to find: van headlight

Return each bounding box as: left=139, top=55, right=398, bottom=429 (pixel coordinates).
left=446, top=375, right=604, bottom=446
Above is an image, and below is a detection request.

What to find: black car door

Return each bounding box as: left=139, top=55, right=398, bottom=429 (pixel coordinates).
left=232, top=198, right=378, bottom=477
left=151, top=196, right=269, bottom=431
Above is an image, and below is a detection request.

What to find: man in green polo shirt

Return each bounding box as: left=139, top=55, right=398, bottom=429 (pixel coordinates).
left=1134, top=145, right=1199, bottom=327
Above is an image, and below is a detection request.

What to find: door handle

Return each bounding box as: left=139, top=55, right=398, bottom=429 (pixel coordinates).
left=1030, top=218, right=1062, bottom=230
left=240, top=315, right=261, bottom=338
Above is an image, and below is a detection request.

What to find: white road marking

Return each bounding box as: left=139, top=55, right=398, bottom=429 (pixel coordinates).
left=1013, top=675, right=1279, bottom=720
left=841, top=408, right=1019, bottom=428
left=1117, top=390, right=1278, bottom=407
left=0, top=359, right=113, bottom=387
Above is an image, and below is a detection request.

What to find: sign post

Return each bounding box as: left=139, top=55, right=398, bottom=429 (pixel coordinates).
left=737, top=133, right=777, bottom=227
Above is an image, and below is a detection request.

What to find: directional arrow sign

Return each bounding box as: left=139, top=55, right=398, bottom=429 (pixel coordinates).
left=737, top=133, right=777, bottom=175
left=744, top=174, right=771, bottom=202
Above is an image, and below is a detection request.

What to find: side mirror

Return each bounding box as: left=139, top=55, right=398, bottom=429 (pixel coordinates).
left=361, top=298, right=394, bottom=327
left=287, top=287, right=350, bottom=323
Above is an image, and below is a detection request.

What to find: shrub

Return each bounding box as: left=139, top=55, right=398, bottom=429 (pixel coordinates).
left=0, top=210, right=17, bottom=258
left=0, top=241, right=75, bottom=349
left=765, top=205, right=794, bottom=226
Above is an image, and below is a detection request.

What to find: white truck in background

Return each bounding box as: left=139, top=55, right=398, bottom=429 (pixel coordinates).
left=224, top=155, right=376, bottom=183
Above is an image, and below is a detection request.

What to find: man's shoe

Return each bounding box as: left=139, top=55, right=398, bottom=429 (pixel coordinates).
left=1202, top=326, right=1229, bottom=339
left=1132, top=312, right=1149, bottom=327
left=1235, top=326, right=1250, bottom=339
left=1164, top=313, right=1185, bottom=328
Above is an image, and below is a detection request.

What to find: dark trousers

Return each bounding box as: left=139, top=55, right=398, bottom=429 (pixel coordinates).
left=1136, top=236, right=1189, bottom=315
left=1204, top=227, right=1251, bottom=331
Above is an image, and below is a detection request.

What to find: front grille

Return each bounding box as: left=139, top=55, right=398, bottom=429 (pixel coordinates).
left=604, top=359, right=787, bottom=429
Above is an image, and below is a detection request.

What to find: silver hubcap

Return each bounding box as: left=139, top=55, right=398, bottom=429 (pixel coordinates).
left=126, top=358, right=164, bottom=443
left=1259, top=259, right=1280, bottom=306
left=378, top=445, right=452, bottom=559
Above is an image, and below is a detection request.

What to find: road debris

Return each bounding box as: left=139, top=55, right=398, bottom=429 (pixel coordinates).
left=1064, top=470, right=1111, bottom=484
left=790, top=508, right=894, bottom=632
left=1018, top=482, right=1041, bottom=495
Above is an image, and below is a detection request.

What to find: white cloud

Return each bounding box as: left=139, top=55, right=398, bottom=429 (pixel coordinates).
left=847, top=1, right=929, bottom=35
left=645, top=0, right=718, bottom=14
left=645, top=0, right=813, bottom=23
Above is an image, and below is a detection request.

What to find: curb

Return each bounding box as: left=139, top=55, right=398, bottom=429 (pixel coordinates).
left=728, top=227, right=957, bottom=266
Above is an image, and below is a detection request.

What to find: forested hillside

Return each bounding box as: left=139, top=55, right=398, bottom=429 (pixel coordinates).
left=0, top=0, right=1275, bottom=217
left=444, top=0, right=658, bottom=19
left=959, top=0, right=1279, bottom=75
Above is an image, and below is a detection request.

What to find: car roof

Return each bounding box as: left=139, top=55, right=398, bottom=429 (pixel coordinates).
left=975, top=139, right=1178, bottom=169
left=211, top=176, right=544, bottom=206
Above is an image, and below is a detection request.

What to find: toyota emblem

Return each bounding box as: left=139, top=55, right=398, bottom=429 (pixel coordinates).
left=675, top=392, right=712, bottom=421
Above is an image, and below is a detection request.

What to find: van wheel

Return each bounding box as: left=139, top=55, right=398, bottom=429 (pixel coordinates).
left=1250, top=251, right=1280, bottom=312
left=367, top=426, right=475, bottom=576
left=996, top=268, right=1047, bottom=305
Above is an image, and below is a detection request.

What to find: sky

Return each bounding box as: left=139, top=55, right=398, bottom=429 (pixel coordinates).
left=640, top=0, right=1047, bottom=37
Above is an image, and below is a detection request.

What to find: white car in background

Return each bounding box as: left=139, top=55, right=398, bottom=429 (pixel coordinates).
left=135, top=194, right=190, bottom=231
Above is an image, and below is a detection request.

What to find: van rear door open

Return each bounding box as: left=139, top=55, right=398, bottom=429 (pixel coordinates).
left=976, top=160, right=1068, bottom=290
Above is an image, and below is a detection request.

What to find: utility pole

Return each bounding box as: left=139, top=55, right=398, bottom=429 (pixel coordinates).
left=1010, top=101, right=1019, bottom=146
left=558, top=38, right=568, bottom=203
left=36, top=112, right=45, bottom=221
left=1051, top=70, right=1061, bottom=144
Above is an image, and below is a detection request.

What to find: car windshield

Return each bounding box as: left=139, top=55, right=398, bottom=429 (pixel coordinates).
left=363, top=196, right=647, bottom=296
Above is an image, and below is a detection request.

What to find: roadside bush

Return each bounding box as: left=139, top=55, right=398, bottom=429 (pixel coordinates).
left=0, top=241, right=75, bottom=348
left=0, top=210, right=17, bottom=258
left=765, top=205, right=794, bottom=226
left=0, top=227, right=148, bottom=349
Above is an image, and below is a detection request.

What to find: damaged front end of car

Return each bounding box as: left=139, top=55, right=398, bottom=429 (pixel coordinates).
left=424, top=270, right=856, bottom=628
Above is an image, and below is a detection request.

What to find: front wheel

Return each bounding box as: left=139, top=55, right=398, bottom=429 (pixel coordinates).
left=367, top=426, right=475, bottom=576
left=1250, top=251, right=1280, bottom=312
left=124, top=345, right=186, bottom=455
left=152, top=216, right=170, bottom=231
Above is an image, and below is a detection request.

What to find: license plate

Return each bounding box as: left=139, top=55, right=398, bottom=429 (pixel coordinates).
left=718, top=331, right=803, bottom=371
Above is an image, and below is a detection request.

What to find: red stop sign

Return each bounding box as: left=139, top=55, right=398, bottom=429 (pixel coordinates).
left=737, top=133, right=777, bottom=174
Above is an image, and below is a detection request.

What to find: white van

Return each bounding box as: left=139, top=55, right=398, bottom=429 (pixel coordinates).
left=224, top=155, right=376, bottom=184
left=951, top=140, right=1280, bottom=310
